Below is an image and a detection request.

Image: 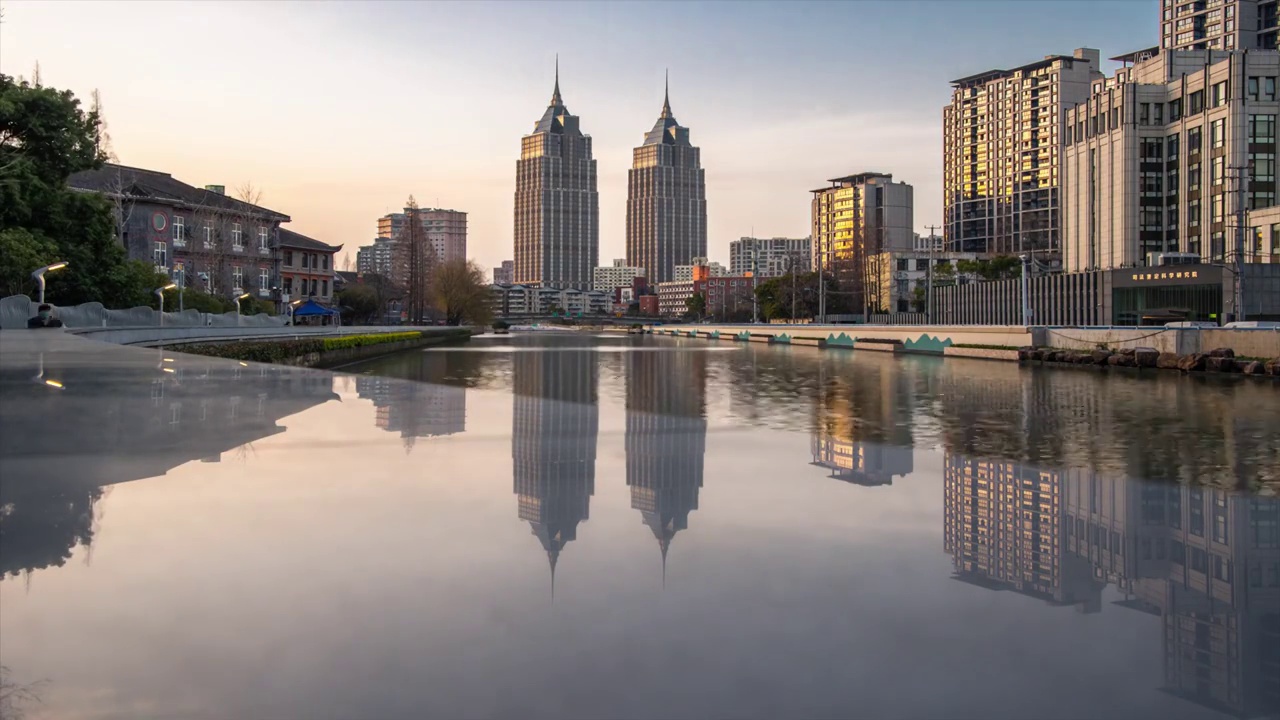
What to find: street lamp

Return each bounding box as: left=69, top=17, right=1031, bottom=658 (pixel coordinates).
left=31, top=261, right=68, bottom=304
left=234, top=292, right=251, bottom=326
left=287, top=299, right=302, bottom=326
left=156, top=282, right=177, bottom=325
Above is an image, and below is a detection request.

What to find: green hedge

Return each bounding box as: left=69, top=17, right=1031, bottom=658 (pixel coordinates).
left=321, top=331, right=423, bottom=351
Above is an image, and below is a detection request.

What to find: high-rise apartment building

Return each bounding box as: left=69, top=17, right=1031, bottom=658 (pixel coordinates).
left=728, top=236, right=812, bottom=277
left=1063, top=49, right=1280, bottom=274
left=673, top=257, right=726, bottom=281
left=514, top=65, right=599, bottom=289
left=943, top=48, right=1102, bottom=256
left=493, top=260, right=514, bottom=285
left=626, top=78, right=707, bottom=283
left=376, top=207, right=468, bottom=264
left=810, top=173, right=913, bottom=310
left=356, top=236, right=397, bottom=277
left=593, top=258, right=646, bottom=292
left=1160, top=0, right=1280, bottom=52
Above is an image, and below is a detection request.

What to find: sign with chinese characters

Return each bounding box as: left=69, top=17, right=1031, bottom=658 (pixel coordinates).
left=1111, top=265, right=1223, bottom=288
left=1130, top=270, right=1199, bottom=281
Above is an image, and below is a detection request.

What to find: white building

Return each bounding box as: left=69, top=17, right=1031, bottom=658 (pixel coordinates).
left=1159, top=0, right=1280, bottom=52
left=728, top=237, right=812, bottom=277
left=655, top=280, right=695, bottom=316
left=490, top=284, right=611, bottom=316
left=1063, top=48, right=1280, bottom=272
left=866, top=250, right=982, bottom=314
left=673, top=257, right=726, bottom=281
left=913, top=233, right=945, bottom=252
left=593, top=258, right=646, bottom=292
left=356, top=236, right=396, bottom=277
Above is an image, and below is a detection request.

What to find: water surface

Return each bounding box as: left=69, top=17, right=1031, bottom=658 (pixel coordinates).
left=1, top=332, right=1277, bottom=719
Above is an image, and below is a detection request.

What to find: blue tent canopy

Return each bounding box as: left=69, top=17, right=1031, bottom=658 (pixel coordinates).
left=292, top=300, right=338, bottom=317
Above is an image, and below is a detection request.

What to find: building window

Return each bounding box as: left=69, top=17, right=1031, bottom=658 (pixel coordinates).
left=284, top=250, right=294, bottom=267
left=1268, top=77, right=1277, bottom=101
left=301, top=253, right=309, bottom=269
left=1154, top=103, right=1164, bottom=125
left=232, top=265, right=243, bottom=290
left=258, top=227, right=269, bottom=252
left=259, top=268, right=270, bottom=291
left=897, top=258, right=908, bottom=271
left=322, top=279, right=328, bottom=296
left=283, top=277, right=293, bottom=294
left=1190, top=90, right=1205, bottom=114
left=153, top=241, right=167, bottom=268
left=1167, top=133, right=1180, bottom=159
left=1189, top=126, right=1202, bottom=152
left=232, top=223, right=243, bottom=249
left=916, top=259, right=929, bottom=271
left=322, top=255, right=329, bottom=271
left=1170, top=97, right=1182, bottom=121
left=310, top=278, right=318, bottom=295
left=1250, top=114, right=1277, bottom=143
left=203, top=224, right=213, bottom=249
left=1249, top=76, right=1261, bottom=101
left=173, top=215, right=185, bottom=244
left=1189, top=198, right=1201, bottom=224
left=1140, top=103, right=1150, bottom=125
left=1211, top=118, right=1226, bottom=148
left=1212, top=81, right=1228, bottom=108
left=1143, top=138, right=1163, bottom=160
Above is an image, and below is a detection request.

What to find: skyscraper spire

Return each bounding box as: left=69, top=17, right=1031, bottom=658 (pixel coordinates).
left=551, top=54, right=562, bottom=106
left=661, top=68, right=672, bottom=118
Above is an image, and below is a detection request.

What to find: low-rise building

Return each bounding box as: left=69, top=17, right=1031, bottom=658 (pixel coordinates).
left=729, top=237, right=811, bottom=277
left=278, top=229, right=341, bottom=305
left=67, top=163, right=289, bottom=302
left=656, top=280, right=695, bottom=316
left=693, top=275, right=756, bottom=320
left=638, top=295, right=659, bottom=316
left=490, top=284, right=611, bottom=316
left=866, top=250, right=981, bottom=314
left=593, top=259, right=646, bottom=292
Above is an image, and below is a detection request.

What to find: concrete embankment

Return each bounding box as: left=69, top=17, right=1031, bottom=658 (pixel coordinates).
left=644, top=323, right=1280, bottom=378
left=169, top=328, right=474, bottom=368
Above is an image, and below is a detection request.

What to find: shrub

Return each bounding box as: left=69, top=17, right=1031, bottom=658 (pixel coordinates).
left=178, top=338, right=324, bottom=363
left=321, top=331, right=423, bottom=351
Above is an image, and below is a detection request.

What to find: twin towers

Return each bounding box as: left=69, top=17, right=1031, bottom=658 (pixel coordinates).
left=513, top=61, right=708, bottom=289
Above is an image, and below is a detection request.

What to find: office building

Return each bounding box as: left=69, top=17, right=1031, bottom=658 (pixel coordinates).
left=728, top=236, right=812, bottom=277
left=514, top=64, right=599, bottom=289
left=913, top=233, right=944, bottom=252
left=377, top=207, right=467, bottom=264
left=493, top=260, right=515, bottom=285
left=490, top=284, right=611, bottom=316
left=593, top=258, right=646, bottom=292
left=1160, top=0, right=1280, bottom=52
left=1063, top=49, right=1280, bottom=271
left=810, top=172, right=914, bottom=310
left=626, top=76, right=707, bottom=284
left=943, top=48, right=1102, bottom=256
left=655, top=280, right=695, bottom=317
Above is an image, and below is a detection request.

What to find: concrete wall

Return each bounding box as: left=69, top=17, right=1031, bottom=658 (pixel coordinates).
left=0, top=294, right=285, bottom=331
left=66, top=325, right=463, bottom=347
left=647, top=323, right=1279, bottom=358
left=648, top=324, right=1035, bottom=353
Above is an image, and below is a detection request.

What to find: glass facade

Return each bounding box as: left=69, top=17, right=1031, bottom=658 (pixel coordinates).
left=1112, top=283, right=1224, bottom=324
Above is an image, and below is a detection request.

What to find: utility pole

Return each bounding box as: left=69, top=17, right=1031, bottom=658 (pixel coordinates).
left=790, top=252, right=797, bottom=321
left=751, top=247, right=759, bottom=324
left=1020, top=253, right=1032, bottom=326
left=924, top=224, right=940, bottom=324
left=817, top=237, right=826, bottom=324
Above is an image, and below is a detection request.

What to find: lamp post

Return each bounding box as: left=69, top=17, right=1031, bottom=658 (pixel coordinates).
left=287, top=299, right=302, bottom=326
left=1019, top=254, right=1032, bottom=327
left=156, top=283, right=177, bottom=325
left=32, top=262, right=68, bottom=304
left=234, top=292, right=251, bottom=326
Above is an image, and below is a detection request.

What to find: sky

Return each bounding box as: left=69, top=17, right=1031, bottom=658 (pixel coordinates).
left=1, top=0, right=1157, bottom=273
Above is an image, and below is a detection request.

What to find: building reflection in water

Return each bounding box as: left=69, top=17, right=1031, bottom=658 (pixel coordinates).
left=625, top=348, right=708, bottom=582
left=811, top=357, right=913, bottom=487
left=944, top=454, right=1280, bottom=717
left=0, top=356, right=337, bottom=579
left=510, top=344, right=599, bottom=593
left=355, top=353, right=466, bottom=450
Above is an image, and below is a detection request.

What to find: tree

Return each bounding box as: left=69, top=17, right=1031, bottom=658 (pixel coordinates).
left=0, top=228, right=57, bottom=297
left=336, top=283, right=379, bottom=324
left=1, top=74, right=168, bottom=307
left=933, top=261, right=956, bottom=285
left=430, top=258, right=492, bottom=326
left=911, top=285, right=927, bottom=313
left=392, top=196, right=437, bottom=324
left=684, top=292, right=706, bottom=320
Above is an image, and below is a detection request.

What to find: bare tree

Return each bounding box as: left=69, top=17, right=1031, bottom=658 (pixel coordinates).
left=180, top=183, right=269, bottom=299
left=89, top=89, right=116, bottom=162
left=392, top=195, right=437, bottom=324
left=30, top=61, right=41, bottom=87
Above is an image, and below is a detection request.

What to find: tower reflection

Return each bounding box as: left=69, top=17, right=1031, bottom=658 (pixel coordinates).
left=625, top=347, right=708, bottom=582
left=355, top=352, right=466, bottom=449
left=510, top=343, right=599, bottom=593
left=811, top=355, right=913, bottom=486
left=944, top=454, right=1280, bottom=717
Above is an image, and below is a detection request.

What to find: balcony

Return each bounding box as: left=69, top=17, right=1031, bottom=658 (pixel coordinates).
left=173, top=237, right=186, bottom=249
left=258, top=287, right=271, bottom=297
left=258, top=246, right=271, bottom=256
